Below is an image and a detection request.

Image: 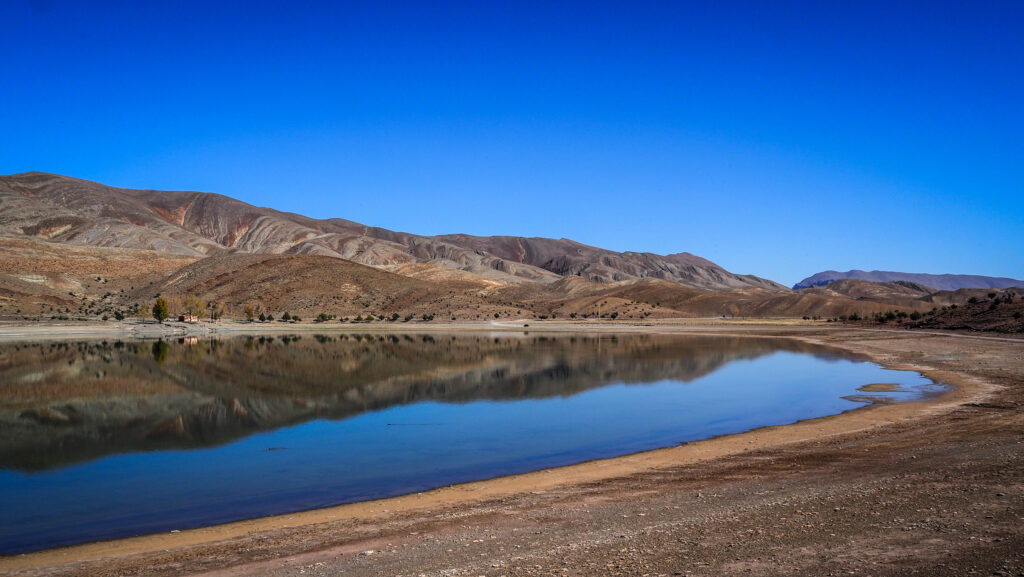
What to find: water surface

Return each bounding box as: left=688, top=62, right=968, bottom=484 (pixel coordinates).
left=0, top=333, right=941, bottom=554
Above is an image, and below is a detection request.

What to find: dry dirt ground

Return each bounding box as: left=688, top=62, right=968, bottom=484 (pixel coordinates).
left=1, top=325, right=1022, bottom=577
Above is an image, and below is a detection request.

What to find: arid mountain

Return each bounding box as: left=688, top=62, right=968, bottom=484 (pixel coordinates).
left=434, top=234, right=785, bottom=289
left=5, top=171, right=1012, bottom=323
left=794, top=269, right=1024, bottom=291
left=797, top=279, right=934, bottom=309
left=0, top=172, right=782, bottom=290
left=545, top=278, right=927, bottom=320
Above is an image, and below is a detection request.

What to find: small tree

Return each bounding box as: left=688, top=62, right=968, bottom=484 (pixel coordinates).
left=245, top=304, right=255, bottom=322
left=182, top=295, right=207, bottom=320
left=152, top=298, right=169, bottom=324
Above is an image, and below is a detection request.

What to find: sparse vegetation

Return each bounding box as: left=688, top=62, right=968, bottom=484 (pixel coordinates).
left=182, top=295, right=207, bottom=320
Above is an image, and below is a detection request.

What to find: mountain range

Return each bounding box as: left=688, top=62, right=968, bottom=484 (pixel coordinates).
left=0, top=171, right=1019, bottom=322
left=0, top=172, right=782, bottom=291
left=794, top=270, right=1024, bottom=291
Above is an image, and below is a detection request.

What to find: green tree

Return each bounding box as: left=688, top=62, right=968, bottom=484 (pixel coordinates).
left=152, top=298, right=169, bottom=324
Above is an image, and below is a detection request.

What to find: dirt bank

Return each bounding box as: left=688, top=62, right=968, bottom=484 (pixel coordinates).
left=1, top=325, right=1021, bottom=577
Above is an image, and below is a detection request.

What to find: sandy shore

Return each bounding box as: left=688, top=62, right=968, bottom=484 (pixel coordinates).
left=1, top=323, right=1021, bottom=576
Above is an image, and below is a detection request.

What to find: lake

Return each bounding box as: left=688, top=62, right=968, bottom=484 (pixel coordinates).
left=0, top=332, right=942, bottom=554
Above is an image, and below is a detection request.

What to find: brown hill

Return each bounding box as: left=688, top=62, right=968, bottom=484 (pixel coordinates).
left=0, top=172, right=780, bottom=291
left=435, top=234, right=786, bottom=290
left=0, top=236, right=198, bottom=316
left=146, top=253, right=511, bottom=320
left=798, top=279, right=934, bottom=309
left=908, top=289, right=1023, bottom=333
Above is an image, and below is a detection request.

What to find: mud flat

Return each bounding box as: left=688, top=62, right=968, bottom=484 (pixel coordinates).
left=1, top=324, right=1022, bottom=577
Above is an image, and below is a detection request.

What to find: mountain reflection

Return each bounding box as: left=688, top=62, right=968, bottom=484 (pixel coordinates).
left=0, top=333, right=849, bottom=471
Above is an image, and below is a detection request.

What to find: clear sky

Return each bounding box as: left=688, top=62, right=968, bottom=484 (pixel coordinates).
left=1, top=1, right=1021, bottom=287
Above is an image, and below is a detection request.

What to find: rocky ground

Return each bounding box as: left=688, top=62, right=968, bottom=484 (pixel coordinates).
left=1, top=326, right=1022, bottom=577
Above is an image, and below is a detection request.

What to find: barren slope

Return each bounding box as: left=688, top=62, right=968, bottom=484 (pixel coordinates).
left=0, top=172, right=778, bottom=290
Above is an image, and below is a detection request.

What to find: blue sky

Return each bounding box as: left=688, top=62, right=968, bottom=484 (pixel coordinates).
left=1, top=1, right=1021, bottom=286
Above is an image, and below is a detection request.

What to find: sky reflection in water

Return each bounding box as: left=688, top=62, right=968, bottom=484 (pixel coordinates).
left=0, top=333, right=941, bottom=554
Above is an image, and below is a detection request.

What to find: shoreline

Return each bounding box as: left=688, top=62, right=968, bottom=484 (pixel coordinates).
left=0, top=323, right=1000, bottom=574
left=0, top=317, right=836, bottom=343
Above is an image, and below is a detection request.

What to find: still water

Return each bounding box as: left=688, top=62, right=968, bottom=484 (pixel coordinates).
left=0, top=333, right=941, bottom=554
